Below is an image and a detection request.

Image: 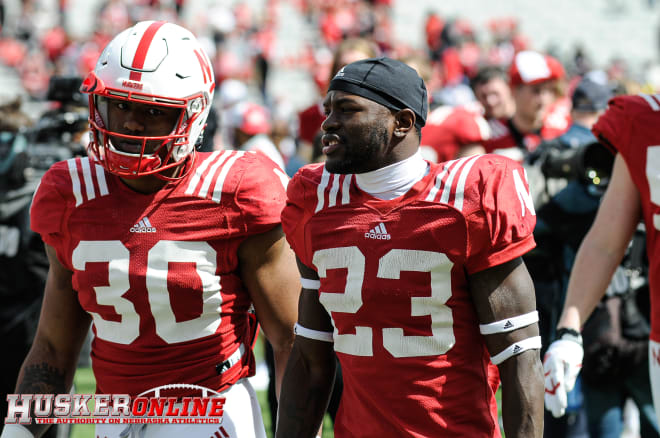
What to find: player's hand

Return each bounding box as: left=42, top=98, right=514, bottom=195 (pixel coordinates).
left=543, top=334, right=583, bottom=418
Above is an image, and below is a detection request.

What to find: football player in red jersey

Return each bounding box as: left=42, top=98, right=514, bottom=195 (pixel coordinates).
left=419, top=105, right=490, bottom=163
left=483, top=50, right=569, bottom=162
left=544, top=94, right=660, bottom=425
left=276, top=57, right=543, bottom=438
left=1, top=21, right=299, bottom=438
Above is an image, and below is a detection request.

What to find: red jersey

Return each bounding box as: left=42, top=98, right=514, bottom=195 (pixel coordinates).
left=484, top=111, right=569, bottom=161
left=281, top=154, right=536, bottom=437
left=30, top=151, right=288, bottom=397
left=592, top=94, right=660, bottom=342
left=420, top=105, right=490, bottom=163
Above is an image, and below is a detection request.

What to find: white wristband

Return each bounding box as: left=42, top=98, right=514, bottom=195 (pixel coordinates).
left=0, top=424, right=34, bottom=438
left=294, top=322, right=334, bottom=342
left=479, top=310, right=539, bottom=335
left=300, top=277, right=321, bottom=290
left=490, top=336, right=542, bottom=365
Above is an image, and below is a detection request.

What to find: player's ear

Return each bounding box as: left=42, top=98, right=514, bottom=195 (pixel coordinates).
left=393, top=108, right=415, bottom=138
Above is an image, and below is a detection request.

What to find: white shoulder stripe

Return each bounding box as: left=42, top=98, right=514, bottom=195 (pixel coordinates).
left=425, top=159, right=456, bottom=202
left=80, top=157, right=96, bottom=201
left=440, top=156, right=474, bottom=204
left=185, top=151, right=244, bottom=203
left=315, top=168, right=352, bottom=213
left=211, top=151, right=244, bottom=203
left=452, top=155, right=481, bottom=211
left=66, top=158, right=110, bottom=206
left=95, top=163, right=109, bottom=196
left=341, top=174, right=352, bottom=205
left=67, top=158, right=83, bottom=207
left=315, top=167, right=331, bottom=213
left=328, top=172, right=341, bottom=208
left=198, top=151, right=232, bottom=198
left=639, top=93, right=660, bottom=111
left=185, top=150, right=224, bottom=195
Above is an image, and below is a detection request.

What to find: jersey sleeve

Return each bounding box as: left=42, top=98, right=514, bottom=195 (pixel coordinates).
left=234, top=152, right=288, bottom=236
left=281, top=166, right=316, bottom=268
left=463, top=155, right=537, bottom=274
left=30, top=162, right=70, bottom=250
left=450, top=108, right=490, bottom=145
left=591, top=95, right=634, bottom=156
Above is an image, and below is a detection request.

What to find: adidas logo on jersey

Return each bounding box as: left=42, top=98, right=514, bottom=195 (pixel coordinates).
left=365, top=223, right=391, bottom=240
left=130, top=217, right=156, bottom=233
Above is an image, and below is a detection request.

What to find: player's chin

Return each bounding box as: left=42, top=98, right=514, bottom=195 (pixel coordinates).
left=323, top=155, right=353, bottom=174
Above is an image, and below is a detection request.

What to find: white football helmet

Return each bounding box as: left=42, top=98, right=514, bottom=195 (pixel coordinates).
left=80, top=20, right=215, bottom=179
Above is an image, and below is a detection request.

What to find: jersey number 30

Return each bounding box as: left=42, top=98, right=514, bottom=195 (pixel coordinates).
left=72, top=240, right=221, bottom=345
left=313, top=247, right=454, bottom=358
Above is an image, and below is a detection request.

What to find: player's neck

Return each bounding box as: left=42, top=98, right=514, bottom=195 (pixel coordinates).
left=355, top=151, right=427, bottom=200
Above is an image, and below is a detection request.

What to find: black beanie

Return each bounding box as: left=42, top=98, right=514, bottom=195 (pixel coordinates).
left=328, top=57, right=428, bottom=129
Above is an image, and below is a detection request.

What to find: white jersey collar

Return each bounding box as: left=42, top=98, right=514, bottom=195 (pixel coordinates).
left=355, top=151, right=428, bottom=200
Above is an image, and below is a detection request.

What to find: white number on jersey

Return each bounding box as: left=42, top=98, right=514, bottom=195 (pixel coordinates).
left=72, top=240, right=222, bottom=345
left=313, top=247, right=455, bottom=358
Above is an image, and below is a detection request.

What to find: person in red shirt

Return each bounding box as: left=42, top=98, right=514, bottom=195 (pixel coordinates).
left=544, top=93, right=660, bottom=431
left=420, top=104, right=490, bottom=162
left=276, top=57, right=543, bottom=438
left=2, top=21, right=299, bottom=438
left=483, top=50, right=569, bottom=162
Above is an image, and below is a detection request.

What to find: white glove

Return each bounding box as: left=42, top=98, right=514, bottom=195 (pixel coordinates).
left=543, top=336, right=583, bottom=418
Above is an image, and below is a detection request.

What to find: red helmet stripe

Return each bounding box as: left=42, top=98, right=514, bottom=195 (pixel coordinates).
left=130, top=21, right=167, bottom=81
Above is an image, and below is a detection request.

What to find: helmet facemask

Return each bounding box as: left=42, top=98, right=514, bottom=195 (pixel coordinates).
left=80, top=21, right=215, bottom=180
left=86, top=85, right=203, bottom=179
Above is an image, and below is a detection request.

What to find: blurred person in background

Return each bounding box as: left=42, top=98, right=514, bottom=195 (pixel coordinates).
left=484, top=50, right=569, bottom=162
left=419, top=102, right=489, bottom=163
left=523, top=76, right=620, bottom=438
left=398, top=51, right=489, bottom=163
left=0, top=96, right=60, bottom=438
left=471, top=65, right=515, bottom=123
left=543, top=79, right=660, bottom=437
left=225, top=101, right=285, bottom=170
left=268, top=98, right=303, bottom=176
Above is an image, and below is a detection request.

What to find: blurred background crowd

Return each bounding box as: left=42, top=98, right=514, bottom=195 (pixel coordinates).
left=1, top=0, right=660, bottom=174
left=3, top=1, right=660, bottom=437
